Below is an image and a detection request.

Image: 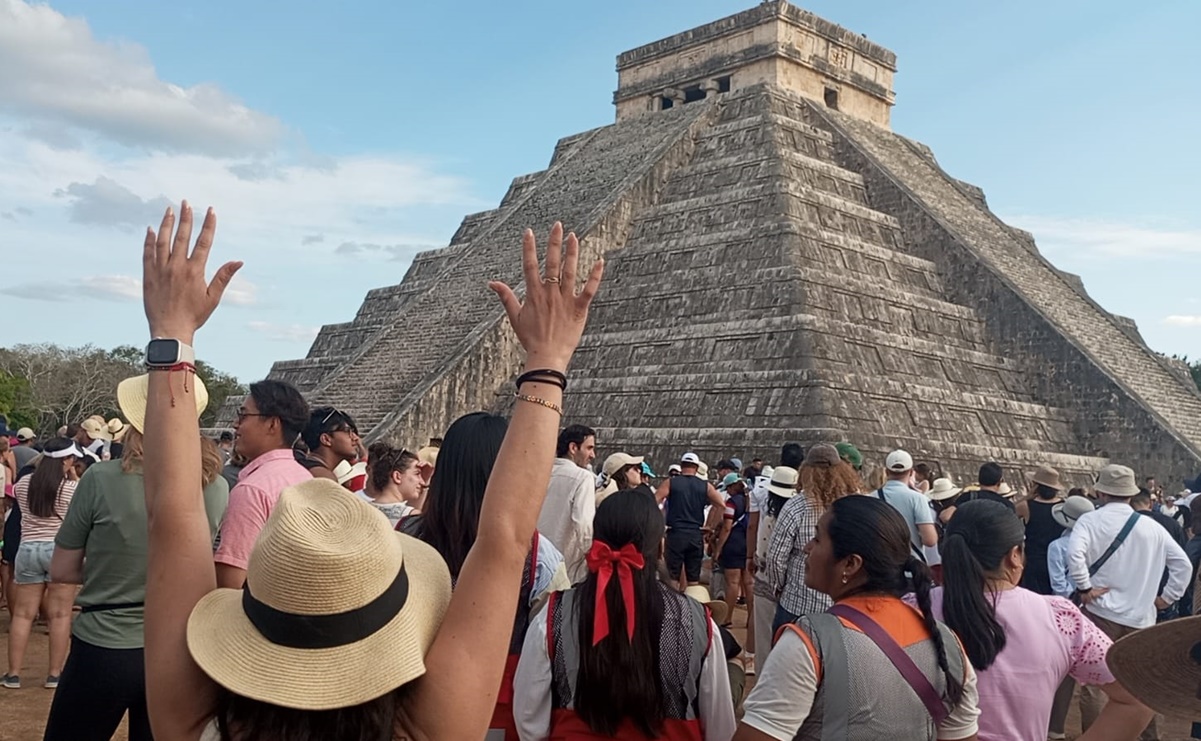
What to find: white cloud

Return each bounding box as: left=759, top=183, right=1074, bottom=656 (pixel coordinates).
left=1008, top=215, right=1201, bottom=258
left=223, top=277, right=258, bottom=307
left=0, top=273, right=258, bottom=306
left=55, top=175, right=171, bottom=227
left=1165, top=316, right=1201, bottom=327
left=2, top=273, right=140, bottom=302
left=0, top=0, right=282, bottom=156
left=247, top=321, right=320, bottom=342
left=335, top=241, right=433, bottom=261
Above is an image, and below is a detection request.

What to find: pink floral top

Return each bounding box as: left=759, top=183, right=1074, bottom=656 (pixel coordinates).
left=929, top=586, right=1113, bottom=741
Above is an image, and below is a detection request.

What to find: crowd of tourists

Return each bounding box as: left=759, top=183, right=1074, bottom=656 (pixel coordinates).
left=1, top=205, right=1199, bottom=741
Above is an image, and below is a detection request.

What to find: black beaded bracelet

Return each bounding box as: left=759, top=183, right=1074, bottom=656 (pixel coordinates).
left=516, top=368, right=567, bottom=391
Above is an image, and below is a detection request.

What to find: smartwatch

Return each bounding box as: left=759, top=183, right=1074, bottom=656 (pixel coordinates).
left=146, top=338, right=196, bottom=368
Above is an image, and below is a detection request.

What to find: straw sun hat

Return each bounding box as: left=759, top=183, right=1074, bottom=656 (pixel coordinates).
left=1108, top=615, right=1201, bottom=718
left=117, top=373, right=209, bottom=433
left=187, top=478, right=452, bottom=710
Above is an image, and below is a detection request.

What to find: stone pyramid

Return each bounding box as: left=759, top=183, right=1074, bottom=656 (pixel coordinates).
left=230, top=2, right=1201, bottom=485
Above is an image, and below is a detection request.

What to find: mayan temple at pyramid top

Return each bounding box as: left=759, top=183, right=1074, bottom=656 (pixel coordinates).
left=223, top=1, right=1201, bottom=487
left=613, top=1, right=896, bottom=126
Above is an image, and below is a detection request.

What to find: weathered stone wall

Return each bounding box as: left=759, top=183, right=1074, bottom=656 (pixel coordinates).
left=615, top=1, right=894, bottom=126
left=805, top=99, right=1201, bottom=486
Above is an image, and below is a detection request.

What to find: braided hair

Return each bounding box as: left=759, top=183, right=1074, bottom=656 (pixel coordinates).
left=826, top=496, right=965, bottom=706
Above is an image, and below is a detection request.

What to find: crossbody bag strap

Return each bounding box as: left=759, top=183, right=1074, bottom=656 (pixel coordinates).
left=827, top=604, right=949, bottom=725
left=1088, top=512, right=1141, bottom=576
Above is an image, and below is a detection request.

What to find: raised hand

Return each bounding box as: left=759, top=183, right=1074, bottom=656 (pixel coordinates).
left=488, top=222, right=603, bottom=372
left=142, top=201, right=242, bottom=342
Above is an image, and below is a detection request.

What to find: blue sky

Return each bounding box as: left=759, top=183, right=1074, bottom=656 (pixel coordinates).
left=1, top=0, right=1198, bottom=381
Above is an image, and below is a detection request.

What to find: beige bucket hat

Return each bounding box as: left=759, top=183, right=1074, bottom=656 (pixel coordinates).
left=1094, top=464, right=1140, bottom=498
left=117, top=373, right=209, bottom=433
left=187, top=478, right=452, bottom=710
left=767, top=466, right=799, bottom=497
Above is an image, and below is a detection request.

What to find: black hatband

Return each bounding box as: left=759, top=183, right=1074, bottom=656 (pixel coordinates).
left=242, top=563, right=409, bottom=649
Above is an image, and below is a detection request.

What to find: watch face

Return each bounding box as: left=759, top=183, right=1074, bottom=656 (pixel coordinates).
left=146, top=339, right=180, bottom=365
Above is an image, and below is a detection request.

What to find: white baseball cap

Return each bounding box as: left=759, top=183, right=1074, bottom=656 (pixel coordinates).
left=680, top=452, right=701, bottom=466
left=885, top=449, right=914, bottom=473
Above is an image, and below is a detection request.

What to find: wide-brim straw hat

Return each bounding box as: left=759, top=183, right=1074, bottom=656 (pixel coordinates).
left=79, top=417, right=112, bottom=441
left=187, top=478, right=452, bottom=710
left=683, top=585, right=729, bottom=626
left=1030, top=464, right=1063, bottom=490
left=117, top=373, right=209, bottom=434
left=1108, top=615, right=1201, bottom=718
left=927, top=478, right=962, bottom=501
left=767, top=466, right=799, bottom=497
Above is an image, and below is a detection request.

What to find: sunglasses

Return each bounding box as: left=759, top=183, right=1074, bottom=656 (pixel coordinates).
left=319, top=408, right=358, bottom=435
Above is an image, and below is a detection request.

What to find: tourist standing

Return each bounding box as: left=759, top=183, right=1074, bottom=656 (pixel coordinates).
left=655, top=453, right=725, bottom=588
left=12, top=428, right=38, bottom=471
left=713, top=472, right=750, bottom=629
left=297, top=406, right=361, bottom=481
left=747, top=444, right=802, bottom=675
left=213, top=379, right=311, bottom=589
left=738, top=496, right=980, bottom=739
left=513, top=488, right=736, bottom=741
left=935, top=500, right=1152, bottom=741
left=363, top=443, right=425, bottom=526
left=42, top=375, right=228, bottom=741
left=872, top=449, right=938, bottom=557
left=539, top=424, right=597, bottom=583
left=4, top=438, right=81, bottom=690
left=1069, top=464, right=1191, bottom=740
left=1020, top=465, right=1066, bottom=595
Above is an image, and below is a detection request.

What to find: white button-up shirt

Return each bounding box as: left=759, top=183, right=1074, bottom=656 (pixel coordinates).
left=537, top=457, right=596, bottom=583
left=1067, top=501, right=1191, bottom=629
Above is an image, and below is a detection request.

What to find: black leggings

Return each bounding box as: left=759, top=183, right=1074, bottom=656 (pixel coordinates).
left=43, top=637, right=153, bottom=741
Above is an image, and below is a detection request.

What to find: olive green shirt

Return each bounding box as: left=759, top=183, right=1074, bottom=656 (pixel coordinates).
left=56, top=460, right=229, bottom=649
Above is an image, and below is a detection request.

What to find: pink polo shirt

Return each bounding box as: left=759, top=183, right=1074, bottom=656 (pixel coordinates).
left=214, top=448, right=311, bottom=570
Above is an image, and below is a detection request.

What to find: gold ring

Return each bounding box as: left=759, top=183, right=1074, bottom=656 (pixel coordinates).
left=543, top=276, right=561, bottom=284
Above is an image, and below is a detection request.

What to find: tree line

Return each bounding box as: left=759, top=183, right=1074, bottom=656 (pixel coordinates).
left=0, top=344, right=245, bottom=436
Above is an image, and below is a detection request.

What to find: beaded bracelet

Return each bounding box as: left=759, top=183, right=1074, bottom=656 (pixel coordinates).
left=515, top=393, right=563, bottom=416
left=516, top=368, right=568, bottom=391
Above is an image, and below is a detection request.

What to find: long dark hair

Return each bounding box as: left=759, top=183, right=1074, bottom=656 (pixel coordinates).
left=826, top=496, right=964, bottom=706
left=216, top=688, right=399, bottom=741
left=940, top=500, right=1025, bottom=671
left=28, top=438, right=75, bottom=518
left=419, top=412, right=507, bottom=579
left=573, top=488, right=667, bottom=737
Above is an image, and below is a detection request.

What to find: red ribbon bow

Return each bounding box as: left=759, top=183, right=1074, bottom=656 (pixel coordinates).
left=585, top=541, right=645, bottom=646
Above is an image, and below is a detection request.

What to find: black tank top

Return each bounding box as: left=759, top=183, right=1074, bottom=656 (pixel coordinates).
left=665, top=476, right=708, bottom=531
left=1021, top=498, right=1065, bottom=595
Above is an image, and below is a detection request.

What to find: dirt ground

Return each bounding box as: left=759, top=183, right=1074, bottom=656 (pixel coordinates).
left=0, top=606, right=1195, bottom=740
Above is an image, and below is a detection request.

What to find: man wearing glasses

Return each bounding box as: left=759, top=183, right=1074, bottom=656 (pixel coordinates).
left=214, top=379, right=312, bottom=589
left=298, top=407, right=362, bottom=483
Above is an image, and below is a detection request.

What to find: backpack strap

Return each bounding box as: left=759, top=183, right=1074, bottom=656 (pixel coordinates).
left=546, top=591, right=559, bottom=663
left=828, top=604, right=949, bottom=725
left=529, top=531, right=540, bottom=592
left=1088, top=512, right=1141, bottom=576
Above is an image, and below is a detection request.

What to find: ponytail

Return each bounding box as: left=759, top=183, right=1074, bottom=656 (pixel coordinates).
left=939, top=499, right=1025, bottom=672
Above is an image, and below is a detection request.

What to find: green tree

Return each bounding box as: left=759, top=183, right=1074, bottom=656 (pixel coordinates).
left=0, top=343, right=243, bottom=435
left=194, top=360, right=246, bottom=428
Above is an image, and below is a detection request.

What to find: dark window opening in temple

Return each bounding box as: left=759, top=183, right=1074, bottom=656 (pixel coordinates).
left=684, top=86, right=706, bottom=103
left=824, top=87, right=840, bottom=110
left=717, top=76, right=732, bottom=93
left=661, top=96, right=674, bottom=110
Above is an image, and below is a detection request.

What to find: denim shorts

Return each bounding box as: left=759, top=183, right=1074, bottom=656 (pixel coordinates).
left=14, top=540, right=55, bottom=585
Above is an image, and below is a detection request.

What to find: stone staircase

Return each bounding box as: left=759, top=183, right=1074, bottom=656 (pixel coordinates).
left=801, top=98, right=1201, bottom=482
left=566, top=86, right=1108, bottom=482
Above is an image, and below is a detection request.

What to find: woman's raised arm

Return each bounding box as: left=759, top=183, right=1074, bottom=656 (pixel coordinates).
left=402, top=223, right=602, bottom=738
left=141, top=203, right=242, bottom=741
